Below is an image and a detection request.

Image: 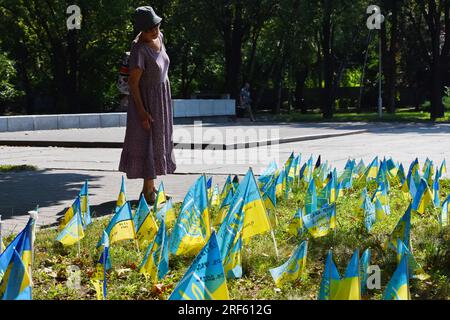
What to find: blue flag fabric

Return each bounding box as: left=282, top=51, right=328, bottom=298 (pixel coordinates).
left=169, top=232, right=229, bottom=300
left=360, top=249, right=371, bottom=296
left=0, top=249, right=32, bottom=300
left=318, top=250, right=340, bottom=300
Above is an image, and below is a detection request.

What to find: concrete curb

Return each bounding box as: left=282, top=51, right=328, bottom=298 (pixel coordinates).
left=0, top=100, right=236, bottom=132
left=0, top=129, right=367, bottom=150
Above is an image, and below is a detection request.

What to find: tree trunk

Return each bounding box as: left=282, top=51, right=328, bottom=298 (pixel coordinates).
left=430, top=59, right=445, bottom=119
left=381, top=0, right=399, bottom=114
left=321, top=0, right=334, bottom=119
left=223, top=0, right=244, bottom=102
left=67, top=30, right=79, bottom=113
left=295, top=67, right=308, bottom=113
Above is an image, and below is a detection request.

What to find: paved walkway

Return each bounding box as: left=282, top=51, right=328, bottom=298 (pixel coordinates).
left=1, top=121, right=449, bottom=234
left=0, top=122, right=401, bottom=149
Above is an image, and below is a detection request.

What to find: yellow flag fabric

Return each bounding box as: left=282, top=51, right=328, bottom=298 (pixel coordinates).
left=97, top=203, right=136, bottom=247
left=90, top=278, right=104, bottom=300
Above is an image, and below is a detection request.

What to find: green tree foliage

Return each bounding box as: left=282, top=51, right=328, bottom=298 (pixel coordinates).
left=0, top=0, right=448, bottom=120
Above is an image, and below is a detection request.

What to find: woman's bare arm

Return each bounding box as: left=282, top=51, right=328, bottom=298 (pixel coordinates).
left=129, top=68, right=153, bottom=130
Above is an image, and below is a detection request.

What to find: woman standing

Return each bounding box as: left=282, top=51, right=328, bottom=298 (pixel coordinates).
left=119, top=6, right=176, bottom=204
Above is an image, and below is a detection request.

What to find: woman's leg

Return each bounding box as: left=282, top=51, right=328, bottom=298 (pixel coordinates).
left=142, top=178, right=156, bottom=203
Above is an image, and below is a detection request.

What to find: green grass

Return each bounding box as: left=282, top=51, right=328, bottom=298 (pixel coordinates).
left=25, top=176, right=450, bottom=300
left=0, top=165, right=38, bottom=172
left=264, top=107, right=450, bottom=123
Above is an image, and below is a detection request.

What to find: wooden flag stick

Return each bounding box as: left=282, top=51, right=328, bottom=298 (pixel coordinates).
left=103, top=243, right=107, bottom=301
left=135, top=239, right=141, bottom=254
left=270, top=228, right=279, bottom=259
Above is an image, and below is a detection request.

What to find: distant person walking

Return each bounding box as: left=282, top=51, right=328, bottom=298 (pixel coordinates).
left=240, top=82, right=255, bottom=122
left=119, top=6, right=176, bottom=204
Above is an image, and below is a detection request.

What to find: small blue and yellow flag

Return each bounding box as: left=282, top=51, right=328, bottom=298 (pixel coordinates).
left=376, top=158, right=390, bottom=191
left=358, top=188, right=369, bottom=213
left=355, top=159, right=366, bottom=177
left=97, top=231, right=111, bottom=272
left=258, top=161, right=278, bottom=187
left=221, top=175, right=234, bottom=198
left=397, top=163, right=406, bottom=184
left=0, top=217, right=34, bottom=279
left=0, top=249, right=32, bottom=300
left=432, top=172, right=440, bottom=208
left=302, top=203, right=336, bottom=238
left=223, top=234, right=243, bottom=279
left=133, top=194, right=158, bottom=249
left=287, top=208, right=304, bottom=237
left=441, top=195, right=449, bottom=227
left=269, top=240, right=308, bottom=287
left=154, top=182, right=167, bottom=211
left=210, top=184, right=221, bottom=207
left=116, top=176, right=127, bottom=212
left=388, top=204, right=411, bottom=251
left=97, top=202, right=135, bottom=247
left=318, top=250, right=340, bottom=300
left=332, top=249, right=361, bottom=300
left=438, top=159, right=447, bottom=178
left=214, top=177, right=236, bottom=227
left=372, top=181, right=389, bottom=208
left=411, top=178, right=434, bottom=214
left=284, top=152, right=295, bottom=182
left=170, top=175, right=211, bottom=256
left=300, top=156, right=313, bottom=182
left=56, top=209, right=85, bottom=246
left=91, top=231, right=109, bottom=300
left=217, top=169, right=271, bottom=262
left=274, top=169, right=286, bottom=198
left=304, top=178, right=318, bottom=215
left=396, top=238, right=429, bottom=280
left=363, top=195, right=376, bottom=232
left=140, top=220, right=169, bottom=283
left=169, top=231, right=229, bottom=300
left=422, top=158, right=434, bottom=185
left=386, top=158, right=398, bottom=180
left=360, top=249, right=371, bottom=296
left=339, top=165, right=353, bottom=190
left=59, top=196, right=82, bottom=231
left=156, top=198, right=176, bottom=225
left=262, top=176, right=277, bottom=213
left=79, top=180, right=92, bottom=228
left=363, top=156, right=379, bottom=181
left=374, top=196, right=389, bottom=221
left=383, top=254, right=410, bottom=300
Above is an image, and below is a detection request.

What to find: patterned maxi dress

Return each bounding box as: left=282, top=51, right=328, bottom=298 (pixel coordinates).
left=119, top=32, right=177, bottom=179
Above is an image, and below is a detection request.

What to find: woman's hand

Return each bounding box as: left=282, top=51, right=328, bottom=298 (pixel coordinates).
left=139, top=110, right=154, bottom=131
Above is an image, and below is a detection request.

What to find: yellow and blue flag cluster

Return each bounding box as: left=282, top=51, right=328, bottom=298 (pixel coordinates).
left=140, top=220, right=169, bottom=283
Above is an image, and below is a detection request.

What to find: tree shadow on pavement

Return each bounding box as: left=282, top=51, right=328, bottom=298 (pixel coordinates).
left=0, top=169, right=101, bottom=220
